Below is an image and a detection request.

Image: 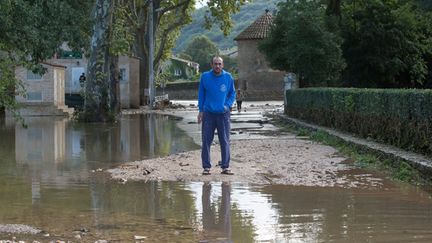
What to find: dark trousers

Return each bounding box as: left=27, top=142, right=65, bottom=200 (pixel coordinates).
left=236, top=101, right=242, bottom=111
left=201, top=111, right=231, bottom=169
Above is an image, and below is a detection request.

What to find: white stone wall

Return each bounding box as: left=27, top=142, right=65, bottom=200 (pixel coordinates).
left=54, top=67, right=65, bottom=105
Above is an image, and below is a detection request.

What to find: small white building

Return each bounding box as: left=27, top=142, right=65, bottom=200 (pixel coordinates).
left=52, top=55, right=140, bottom=109
left=13, top=62, right=74, bottom=116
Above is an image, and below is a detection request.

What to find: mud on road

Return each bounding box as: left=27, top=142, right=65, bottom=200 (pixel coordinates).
left=110, top=101, right=385, bottom=188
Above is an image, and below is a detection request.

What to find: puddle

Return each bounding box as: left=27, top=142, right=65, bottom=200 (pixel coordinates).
left=1, top=114, right=432, bottom=242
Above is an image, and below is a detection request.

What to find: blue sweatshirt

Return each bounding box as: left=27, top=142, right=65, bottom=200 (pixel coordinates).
left=198, top=70, right=236, bottom=113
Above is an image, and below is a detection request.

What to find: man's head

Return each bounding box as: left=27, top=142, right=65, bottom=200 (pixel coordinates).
left=211, top=56, right=224, bottom=75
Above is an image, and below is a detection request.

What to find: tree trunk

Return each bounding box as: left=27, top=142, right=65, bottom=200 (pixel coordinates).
left=84, top=0, right=118, bottom=122
left=135, top=30, right=149, bottom=105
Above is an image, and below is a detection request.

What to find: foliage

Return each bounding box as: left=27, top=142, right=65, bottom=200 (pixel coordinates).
left=155, top=71, right=170, bottom=89
left=183, top=35, right=219, bottom=72
left=418, top=0, right=432, bottom=10
left=175, top=0, right=283, bottom=52
left=259, top=0, right=346, bottom=86
left=285, top=88, right=432, bottom=156
left=120, top=0, right=246, bottom=106
left=163, top=57, right=198, bottom=81
left=0, top=54, right=25, bottom=120
left=0, top=0, right=92, bottom=114
left=111, top=4, right=135, bottom=56
left=220, top=55, right=238, bottom=78
left=204, top=0, right=246, bottom=36
left=340, top=0, right=432, bottom=87
left=177, top=53, right=193, bottom=61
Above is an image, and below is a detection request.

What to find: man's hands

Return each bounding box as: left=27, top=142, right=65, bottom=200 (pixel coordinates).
left=197, top=112, right=203, bottom=124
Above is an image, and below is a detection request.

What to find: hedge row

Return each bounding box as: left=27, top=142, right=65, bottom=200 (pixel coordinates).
left=285, top=88, right=432, bottom=156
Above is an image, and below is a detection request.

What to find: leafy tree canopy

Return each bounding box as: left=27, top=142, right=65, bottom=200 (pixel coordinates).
left=183, top=35, right=219, bottom=72
left=259, top=0, right=345, bottom=86
left=0, top=0, right=92, bottom=114
left=341, top=0, right=432, bottom=87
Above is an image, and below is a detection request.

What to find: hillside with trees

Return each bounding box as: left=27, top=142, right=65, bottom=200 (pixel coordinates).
left=174, top=0, right=282, bottom=53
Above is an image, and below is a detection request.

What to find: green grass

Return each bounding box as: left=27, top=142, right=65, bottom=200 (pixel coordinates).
left=272, top=116, right=430, bottom=185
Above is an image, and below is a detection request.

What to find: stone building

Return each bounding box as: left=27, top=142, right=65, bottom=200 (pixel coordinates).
left=234, top=10, right=286, bottom=100
left=14, top=62, right=74, bottom=116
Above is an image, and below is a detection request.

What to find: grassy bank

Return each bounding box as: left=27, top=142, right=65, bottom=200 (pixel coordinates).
left=272, top=115, right=431, bottom=186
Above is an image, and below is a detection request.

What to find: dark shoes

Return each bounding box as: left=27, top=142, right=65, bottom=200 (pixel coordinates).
left=202, top=168, right=234, bottom=175
left=221, top=169, right=234, bottom=175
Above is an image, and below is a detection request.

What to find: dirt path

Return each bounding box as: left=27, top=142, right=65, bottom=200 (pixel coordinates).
left=109, top=101, right=383, bottom=188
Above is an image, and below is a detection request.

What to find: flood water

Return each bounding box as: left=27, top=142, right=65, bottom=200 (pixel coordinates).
left=1, top=114, right=432, bottom=242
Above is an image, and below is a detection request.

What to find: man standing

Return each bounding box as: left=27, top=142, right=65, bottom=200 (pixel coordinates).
left=79, top=72, right=86, bottom=86
left=198, top=56, right=236, bottom=175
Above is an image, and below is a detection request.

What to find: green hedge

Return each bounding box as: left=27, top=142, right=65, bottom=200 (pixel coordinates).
left=285, top=88, right=432, bottom=155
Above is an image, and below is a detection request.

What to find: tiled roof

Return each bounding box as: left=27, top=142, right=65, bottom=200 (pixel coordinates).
left=234, top=10, right=273, bottom=41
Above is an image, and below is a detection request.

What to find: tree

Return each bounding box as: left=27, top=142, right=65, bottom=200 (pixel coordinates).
left=118, top=0, right=245, bottom=105
left=418, top=0, right=432, bottom=10
left=81, top=0, right=119, bottom=122
left=220, top=55, right=238, bottom=78
left=259, top=0, right=346, bottom=86
left=184, top=35, right=219, bottom=72
left=326, top=0, right=341, bottom=16
left=1, top=0, right=246, bottom=121
left=0, top=0, right=92, bottom=116
left=341, top=0, right=431, bottom=87
left=82, top=0, right=244, bottom=120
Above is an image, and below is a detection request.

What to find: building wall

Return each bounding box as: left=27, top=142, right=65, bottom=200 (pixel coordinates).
left=12, top=64, right=71, bottom=116
left=53, top=59, right=85, bottom=94
left=237, top=40, right=285, bottom=100
left=15, top=65, right=60, bottom=104
left=53, top=56, right=140, bottom=109
left=53, top=67, right=65, bottom=106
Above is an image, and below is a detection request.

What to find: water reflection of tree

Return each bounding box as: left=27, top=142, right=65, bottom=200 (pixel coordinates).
left=81, top=113, right=198, bottom=163
left=263, top=186, right=349, bottom=241
left=89, top=181, right=199, bottom=241
left=143, top=113, right=199, bottom=158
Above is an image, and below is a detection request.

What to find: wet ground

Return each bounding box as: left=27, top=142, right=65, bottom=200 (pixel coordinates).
left=1, top=102, right=432, bottom=242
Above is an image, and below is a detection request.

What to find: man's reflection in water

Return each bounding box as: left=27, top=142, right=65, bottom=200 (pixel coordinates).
left=202, top=182, right=232, bottom=242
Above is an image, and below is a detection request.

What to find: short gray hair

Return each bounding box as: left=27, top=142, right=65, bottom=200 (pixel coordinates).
left=211, top=56, right=223, bottom=64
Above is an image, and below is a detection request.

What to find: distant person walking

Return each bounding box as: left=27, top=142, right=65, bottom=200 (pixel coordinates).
left=197, top=56, right=236, bottom=175
left=235, top=89, right=244, bottom=112
left=79, top=73, right=86, bottom=86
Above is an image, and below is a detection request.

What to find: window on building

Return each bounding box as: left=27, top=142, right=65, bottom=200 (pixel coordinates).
left=26, top=92, right=42, bottom=101
left=27, top=71, right=43, bottom=80
left=174, top=69, right=182, bottom=76
left=119, top=68, right=127, bottom=82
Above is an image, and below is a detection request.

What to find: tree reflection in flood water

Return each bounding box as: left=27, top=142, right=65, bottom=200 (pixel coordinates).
left=0, top=115, right=432, bottom=242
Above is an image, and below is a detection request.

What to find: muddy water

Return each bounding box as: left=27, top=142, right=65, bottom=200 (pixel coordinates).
left=1, top=115, right=432, bottom=242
